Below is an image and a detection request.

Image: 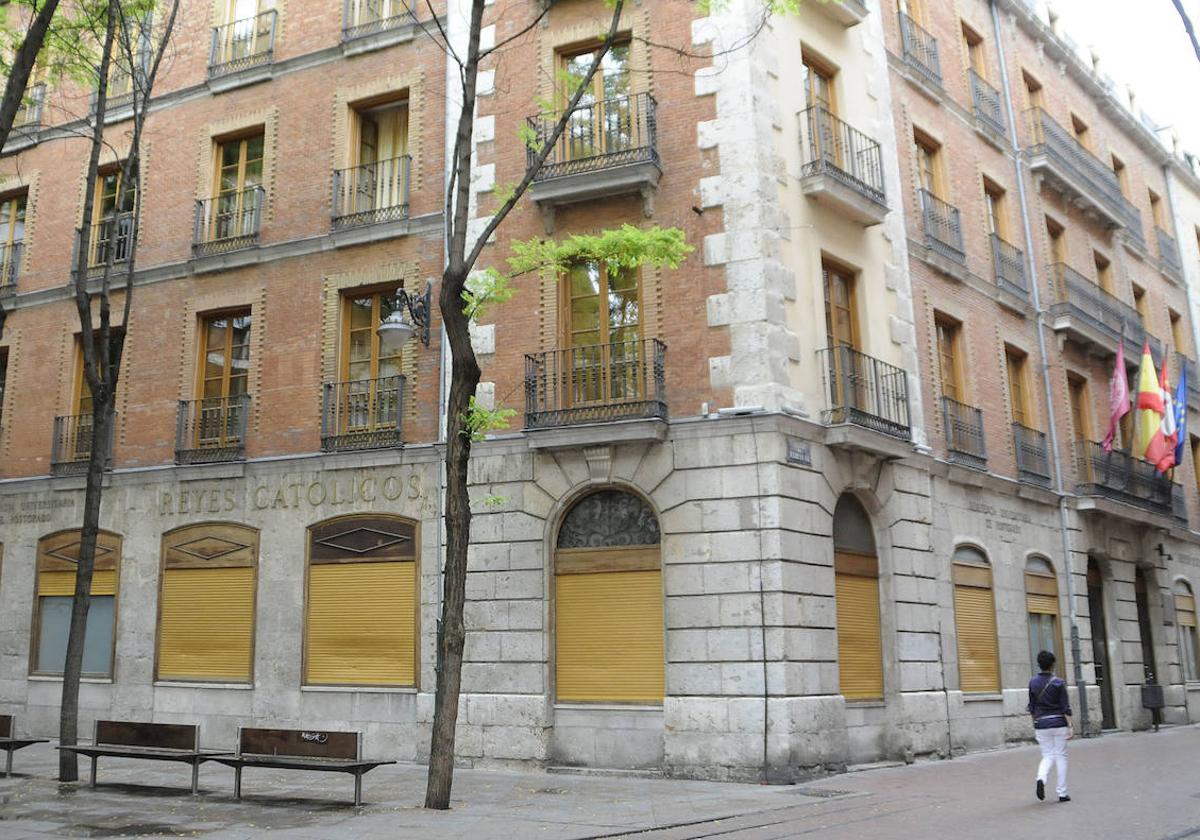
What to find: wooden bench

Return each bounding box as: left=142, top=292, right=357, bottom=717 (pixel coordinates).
left=56, top=720, right=225, bottom=794
left=0, top=714, right=49, bottom=776
left=210, top=727, right=395, bottom=806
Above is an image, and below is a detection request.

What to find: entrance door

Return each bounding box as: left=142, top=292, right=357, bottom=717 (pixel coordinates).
left=1087, top=560, right=1116, bottom=729
left=1135, top=568, right=1157, bottom=683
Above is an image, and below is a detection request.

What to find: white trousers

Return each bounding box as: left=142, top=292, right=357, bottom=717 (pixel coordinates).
left=1035, top=726, right=1069, bottom=797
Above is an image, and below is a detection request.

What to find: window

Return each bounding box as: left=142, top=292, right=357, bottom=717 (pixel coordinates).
left=32, top=530, right=121, bottom=677
left=0, top=191, right=26, bottom=284
left=1070, top=113, right=1091, bottom=150
left=802, top=52, right=837, bottom=113
left=1149, top=189, right=1165, bottom=229
left=1094, top=251, right=1113, bottom=295
left=336, top=290, right=404, bottom=439
left=952, top=546, right=1001, bottom=693
left=193, top=312, right=251, bottom=450
left=89, top=166, right=136, bottom=269
left=823, top=259, right=858, bottom=349
left=833, top=495, right=883, bottom=701
left=1192, top=436, right=1200, bottom=499
left=560, top=262, right=644, bottom=407
left=344, top=98, right=409, bottom=216
left=1025, top=556, right=1061, bottom=676
left=1023, top=70, right=1043, bottom=109
left=1171, top=309, right=1188, bottom=355
left=962, top=24, right=985, bottom=77
left=559, top=41, right=632, bottom=162
left=914, top=131, right=943, bottom=198
left=156, top=523, right=258, bottom=682
left=1068, top=373, right=1091, bottom=442
left=1132, top=284, right=1148, bottom=326
left=1111, top=154, right=1129, bottom=197
left=210, top=132, right=264, bottom=241
left=305, top=515, right=418, bottom=685
left=0, top=347, right=7, bottom=429
left=1135, top=568, right=1157, bottom=682
left=1046, top=216, right=1067, bottom=265
left=1006, top=346, right=1030, bottom=426
left=1175, top=580, right=1199, bottom=682
left=555, top=489, right=663, bottom=703
left=935, top=314, right=962, bottom=402
left=983, top=179, right=1009, bottom=240
left=905, top=0, right=924, bottom=23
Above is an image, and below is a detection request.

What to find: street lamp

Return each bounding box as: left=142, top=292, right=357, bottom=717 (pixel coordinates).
left=377, top=280, right=434, bottom=351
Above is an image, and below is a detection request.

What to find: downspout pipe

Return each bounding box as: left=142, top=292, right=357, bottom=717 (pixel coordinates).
left=989, top=0, right=1091, bottom=736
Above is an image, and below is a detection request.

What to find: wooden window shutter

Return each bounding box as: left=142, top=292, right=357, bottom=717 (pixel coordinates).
left=835, top=571, right=883, bottom=700
left=305, top=515, right=418, bottom=686
left=953, top=560, right=1001, bottom=693
left=555, top=567, right=664, bottom=703
left=1176, top=592, right=1197, bottom=627
left=37, top=531, right=121, bottom=595
left=1024, top=571, right=1058, bottom=615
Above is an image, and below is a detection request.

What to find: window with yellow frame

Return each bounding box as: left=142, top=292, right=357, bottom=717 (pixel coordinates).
left=32, top=530, right=122, bottom=677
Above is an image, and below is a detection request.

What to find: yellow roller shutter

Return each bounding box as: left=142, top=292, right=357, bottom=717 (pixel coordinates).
left=1025, top=592, right=1058, bottom=615
left=39, top=569, right=116, bottom=596
left=158, top=567, right=255, bottom=681
left=835, top=572, right=884, bottom=700
left=306, top=560, right=416, bottom=686
left=1176, top=593, right=1197, bottom=627
left=954, top=583, right=1000, bottom=693
left=556, top=569, right=664, bottom=703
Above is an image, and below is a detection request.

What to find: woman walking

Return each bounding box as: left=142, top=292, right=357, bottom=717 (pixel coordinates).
left=1028, top=650, right=1072, bottom=803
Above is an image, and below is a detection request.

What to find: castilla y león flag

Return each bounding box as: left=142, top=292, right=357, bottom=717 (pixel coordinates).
left=1153, top=357, right=1178, bottom=473
left=1133, top=342, right=1164, bottom=463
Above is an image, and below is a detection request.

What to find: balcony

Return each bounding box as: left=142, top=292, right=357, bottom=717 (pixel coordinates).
left=942, top=396, right=986, bottom=470
left=83, top=212, right=135, bottom=276
left=1047, top=263, right=1140, bottom=356
left=208, top=10, right=277, bottom=81
left=51, top=413, right=115, bottom=477
left=1025, top=108, right=1142, bottom=233
left=175, top=395, right=250, bottom=464
left=524, top=338, right=667, bottom=446
left=918, top=189, right=967, bottom=280
left=967, top=70, right=1006, bottom=142
left=527, top=93, right=661, bottom=231
left=321, top=376, right=404, bottom=452
left=1156, top=227, right=1183, bottom=281
left=193, top=186, right=264, bottom=258
left=813, top=0, right=867, bottom=26
left=332, top=155, right=411, bottom=230
left=819, top=345, right=911, bottom=447
left=898, top=13, right=941, bottom=93
left=0, top=241, right=24, bottom=290
left=990, top=233, right=1028, bottom=305
left=342, top=0, right=414, bottom=44
left=798, top=106, right=887, bottom=225
left=1013, top=423, right=1051, bottom=488
left=1074, top=440, right=1175, bottom=518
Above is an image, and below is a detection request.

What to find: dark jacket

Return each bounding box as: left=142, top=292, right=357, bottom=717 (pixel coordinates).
left=1027, top=672, right=1072, bottom=729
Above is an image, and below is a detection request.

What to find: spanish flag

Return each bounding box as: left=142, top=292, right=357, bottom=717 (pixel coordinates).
left=1133, top=341, right=1163, bottom=462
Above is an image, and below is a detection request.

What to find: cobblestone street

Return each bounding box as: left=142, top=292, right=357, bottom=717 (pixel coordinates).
left=1, top=725, right=1198, bottom=839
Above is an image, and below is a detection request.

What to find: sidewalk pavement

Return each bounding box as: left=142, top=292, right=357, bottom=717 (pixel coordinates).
left=2, top=725, right=1199, bottom=839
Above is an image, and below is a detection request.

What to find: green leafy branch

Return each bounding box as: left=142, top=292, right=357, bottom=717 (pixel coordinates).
left=461, top=395, right=517, bottom=442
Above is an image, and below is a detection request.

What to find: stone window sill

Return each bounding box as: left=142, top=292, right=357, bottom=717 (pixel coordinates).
left=300, top=684, right=418, bottom=694
left=28, top=674, right=112, bottom=684
left=962, top=693, right=1004, bottom=702
left=553, top=703, right=663, bottom=712
left=154, top=681, right=252, bottom=690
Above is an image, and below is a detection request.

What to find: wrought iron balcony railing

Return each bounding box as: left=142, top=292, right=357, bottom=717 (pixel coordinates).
left=524, top=338, right=666, bottom=430
left=342, top=0, right=413, bottom=40
left=13, top=82, right=45, bottom=130
left=86, top=212, right=135, bottom=272
left=919, top=189, right=965, bottom=264
left=1047, top=262, right=1141, bottom=348
left=1074, top=439, right=1174, bottom=515
left=818, top=344, right=911, bottom=440
left=528, top=92, right=659, bottom=181
left=1156, top=226, right=1182, bottom=278
left=209, top=10, right=277, bottom=78
left=0, top=241, right=24, bottom=289
left=898, top=12, right=941, bottom=88
left=176, top=395, right=250, bottom=464
left=1013, top=422, right=1051, bottom=487
left=193, top=186, right=264, bottom=257
left=991, top=233, right=1027, bottom=300
left=51, top=412, right=115, bottom=476
left=322, top=375, right=404, bottom=452
left=798, top=105, right=886, bottom=207
left=943, top=396, right=986, bottom=469
left=1026, top=107, right=1142, bottom=235
left=332, top=155, right=411, bottom=229
left=968, top=69, right=1005, bottom=138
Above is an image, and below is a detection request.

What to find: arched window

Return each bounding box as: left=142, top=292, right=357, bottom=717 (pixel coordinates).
left=33, top=530, right=121, bottom=677
left=1024, top=556, right=1060, bottom=675
left=157, top=523, right=259, bottom=682
left=952, top=545, right=1000, bottom=693
left=305, top=515, right=418, bottom=686
left=554, top=489, right=663, bottom=703
left=1175, top=579, right=1199, bottom=682
left=832, top=494, right=882, bottom=700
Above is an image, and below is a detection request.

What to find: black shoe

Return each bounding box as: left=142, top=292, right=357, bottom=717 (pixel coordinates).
left=1036, top=780, right=1045, bottom=801
left=1059, top=796, right=1071, bottom=803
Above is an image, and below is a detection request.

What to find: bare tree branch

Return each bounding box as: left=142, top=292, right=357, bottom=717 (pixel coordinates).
left=1173, top=0, right=1200, bottom=66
